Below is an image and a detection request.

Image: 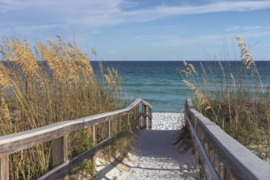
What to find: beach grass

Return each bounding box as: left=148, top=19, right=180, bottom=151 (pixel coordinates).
left=180, top=34, right=270, bottom=163
left=0, top=35, right=136, bottom=179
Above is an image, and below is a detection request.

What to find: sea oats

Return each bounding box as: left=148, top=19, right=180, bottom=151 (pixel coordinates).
left=189, top=64, right=197, bottom=75
left=92, top=48, right=97, bottom=57
left=200, top=62, right=208, bottom=77
left=0, top=35, right=127, bottom=179
left=218, top=61, right=224, bottom=72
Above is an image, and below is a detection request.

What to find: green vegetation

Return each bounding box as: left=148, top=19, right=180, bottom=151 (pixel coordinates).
left=180, top=34, right=270, bottom=164
left=0, top=35, right=136, bottom=179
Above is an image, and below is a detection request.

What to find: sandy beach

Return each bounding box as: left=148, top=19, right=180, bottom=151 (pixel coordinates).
left=94, top=113, right=196, bottom=180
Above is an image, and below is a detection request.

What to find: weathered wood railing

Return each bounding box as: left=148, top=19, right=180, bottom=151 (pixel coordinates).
left=0, top=99, right=152, bottom=180
left=185, top=98, right=270, bottom=180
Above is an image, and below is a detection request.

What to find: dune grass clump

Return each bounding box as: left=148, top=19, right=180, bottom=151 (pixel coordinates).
left=180, top=34, right=270, bottom=163
left=0, top=35, right=135, bottom=179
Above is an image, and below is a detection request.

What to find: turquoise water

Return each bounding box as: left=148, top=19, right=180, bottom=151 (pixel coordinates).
left=4, top=60, right=269, bottom=113
left=91, top=61, right=270, bottom=113
left=91, top=61, right=189, bottom=112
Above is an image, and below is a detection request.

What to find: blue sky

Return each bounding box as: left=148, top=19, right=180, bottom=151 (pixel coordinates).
left=0, top=0, right=270, bottom=61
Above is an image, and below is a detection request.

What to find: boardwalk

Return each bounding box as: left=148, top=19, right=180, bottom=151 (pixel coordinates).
left=95, top=113, right=196, bottom=180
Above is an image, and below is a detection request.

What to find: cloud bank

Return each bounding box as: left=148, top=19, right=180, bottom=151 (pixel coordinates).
left=1, top=0, right=270, bottom=32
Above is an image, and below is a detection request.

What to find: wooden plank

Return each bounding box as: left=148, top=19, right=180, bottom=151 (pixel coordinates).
left=138, top=105, right=140, bottom=128
left=223, top=166, right=231, bottom=180
left=119, top=116, right=122, bottom=131
left=108, top=120, right=111, bottom=156
left=142, top=105, right=147, bottom=129
left=140, top=100, right=153, bottom=110
left=133, top=108, right=135, bottom=124
left=52, top=135, right=68, bottom=180
left=136, top=105, right=140, bottom=128
left=197, top=128, right=205, bottom=179
left=90, top=125, right=96, bottom=176
left=38, top=112, right=143, bottom=180
left=140, top=104, right=143, bottom=128
left=0, top=99, right=152, bottom=157
left=184, top=110, right=220, bottom=180
left=127, top=111, right=130, bottom=126
left=201, top=140, right=213, bottom=180
left=108, top=120, right=110, bottom=138
left=39, top=137, right=113, bottom=180
left=193, top=115, right=199, bottom=169
left=148, top=108, right=152, bottom=129
left=208, top=144, right=215, bottom=168
left=0, top=155, right=9, bottom=180
left=213, top=153, right=222, bottom=178
left=186, top=98, right=270, bottom=180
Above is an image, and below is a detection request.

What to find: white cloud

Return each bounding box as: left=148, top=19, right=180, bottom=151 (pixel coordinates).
left=15, top=24, right=62, bottom=32
left=91, top=30, right=102, bottom=34
left=1, top=0, right=270, bottom=31
left=243, top=26, right=262, bottom=30
left=225, top=26, right=240, bottom=31
left=225, top=26, right=262, bottom=31
left=134, top=35, right=151, bottom=40
left=106, top=49, right=117, bottom=55
left=151, top=31, right=270, bottom=47
left=152, top=34, right=223, bottom=47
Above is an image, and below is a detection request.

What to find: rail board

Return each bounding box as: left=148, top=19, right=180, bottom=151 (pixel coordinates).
left=186, top=98, right=270, bottom=180
left=38, top=112, right=144, bottom=180
left=0, top=99, right=152, bottom=157
left=0, top=99, right=153, bottom=180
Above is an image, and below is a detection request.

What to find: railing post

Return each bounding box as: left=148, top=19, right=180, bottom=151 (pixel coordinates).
left=223, top=166, right=231, bottom=180
left=140, top=104, right=143, bottom=128
left=108, top=120, right=110, bottom=138
left=148, top=107, right=152, bottom=130
left=209, top=145, right=215, bottom=167
left=119, top=116, right=122, bottom=131
left=127, top=111, right=130, bottom=126
left=133, top=107, right=135, bottom=123
left=90, top=125, right=96, bottom=176
left=137, top=105, right=140, bottom=128
left=0, top=155, right=9, bottom=180
left=198, top=128, right=204, bottom=179
left=108, top=120, right=111, bottom=156
left=0, top=87, right=9, bottom=180
left=142, top=104, right=147, bottom=129
left=52, top=135, right=68, bottom=180
left=194, top=114, right=200, bottom=169
left=214, top=152, right=222, bottom=178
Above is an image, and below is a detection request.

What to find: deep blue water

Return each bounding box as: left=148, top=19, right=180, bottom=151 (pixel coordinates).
left=91, top=61, right=270, bottom=113
left=3, top=61, right=270, bottom=113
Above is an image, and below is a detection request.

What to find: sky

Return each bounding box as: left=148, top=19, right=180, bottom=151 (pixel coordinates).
left=0, top=0, right=270, bottom=61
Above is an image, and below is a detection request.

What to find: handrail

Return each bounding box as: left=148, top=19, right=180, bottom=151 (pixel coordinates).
left=184, top=106, right=220, bottom=180
left=0, top=99, right=153, bottom=180
left=0, top=99, right=151, bottom=156
left=185, top=98, right=270, bottom=180
left=38, top=112, right=145, bottom=180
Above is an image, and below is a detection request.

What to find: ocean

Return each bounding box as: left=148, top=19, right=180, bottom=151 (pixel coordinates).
left=3, top=60, right=269, bottom=113
left=99, top=61, right=190, bottom=113
left=92, top=61, right=270, bottom=113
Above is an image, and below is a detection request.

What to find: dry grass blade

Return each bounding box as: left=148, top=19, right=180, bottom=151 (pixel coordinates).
left=0, top=35, right=132, bottom=179
left=181, top=35, right=270, bottom=164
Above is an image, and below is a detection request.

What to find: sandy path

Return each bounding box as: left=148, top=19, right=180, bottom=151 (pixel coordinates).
left=95, top=113, right=195, bottom=180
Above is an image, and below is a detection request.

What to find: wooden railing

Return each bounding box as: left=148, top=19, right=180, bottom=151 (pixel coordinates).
left=0, top=99, right=152, bottom=180
left=185, top=98, right=270, bottom=180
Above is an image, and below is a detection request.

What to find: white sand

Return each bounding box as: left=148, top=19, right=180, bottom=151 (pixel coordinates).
left=94, top=113, right=196, bottom=180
